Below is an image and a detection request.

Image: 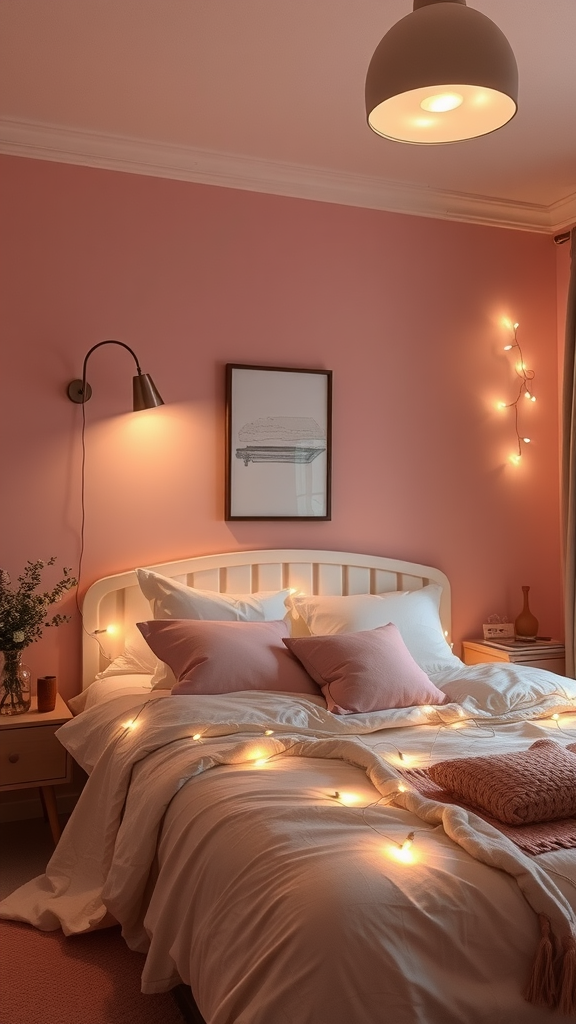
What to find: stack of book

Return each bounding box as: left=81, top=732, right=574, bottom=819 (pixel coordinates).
left=478, top=637, right=564, bottom=654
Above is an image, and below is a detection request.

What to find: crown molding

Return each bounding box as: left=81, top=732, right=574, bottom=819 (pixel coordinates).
left=0, top=117, right=573, bottom=234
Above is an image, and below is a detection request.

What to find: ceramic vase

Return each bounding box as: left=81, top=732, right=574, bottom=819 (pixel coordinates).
left=514, top=586, right=539, bottom=640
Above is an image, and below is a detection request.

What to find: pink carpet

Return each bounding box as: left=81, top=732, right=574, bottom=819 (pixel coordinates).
left=0, top=920, right=186, bottom=1024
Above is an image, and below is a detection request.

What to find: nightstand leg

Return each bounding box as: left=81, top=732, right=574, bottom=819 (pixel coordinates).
left=39, top=785, right=61, bottom=844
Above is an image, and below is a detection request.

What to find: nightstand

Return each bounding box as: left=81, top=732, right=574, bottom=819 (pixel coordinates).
left=0, top=693, right=73, bottom=844
left=462, top=639, right=566, bottom=676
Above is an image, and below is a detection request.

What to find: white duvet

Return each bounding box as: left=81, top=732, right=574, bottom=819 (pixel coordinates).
left=2, top=663, right=576, bottom=1024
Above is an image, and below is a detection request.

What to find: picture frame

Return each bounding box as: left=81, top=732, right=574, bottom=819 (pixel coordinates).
left=225, top=364, right=332, bottom=520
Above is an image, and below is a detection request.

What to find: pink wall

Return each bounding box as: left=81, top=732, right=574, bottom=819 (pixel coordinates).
left=0, top=155, right=564, bottom=700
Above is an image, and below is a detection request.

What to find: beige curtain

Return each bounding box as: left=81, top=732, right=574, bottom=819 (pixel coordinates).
left=562, top=228, right=576, bottom=677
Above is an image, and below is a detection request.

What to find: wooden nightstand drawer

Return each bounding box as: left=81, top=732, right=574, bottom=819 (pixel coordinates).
left=0, top=725, right=68, bottom=787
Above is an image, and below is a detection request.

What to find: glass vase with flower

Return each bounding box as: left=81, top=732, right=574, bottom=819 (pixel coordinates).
left=0, top=558, right=77, bottom=716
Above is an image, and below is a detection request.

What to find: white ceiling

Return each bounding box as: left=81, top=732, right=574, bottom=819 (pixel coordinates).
left=1, top=0, right=575, bottom=232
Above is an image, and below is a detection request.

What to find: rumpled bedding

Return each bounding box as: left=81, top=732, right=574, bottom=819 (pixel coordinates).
left=2, top=664, right=576, bottom=1024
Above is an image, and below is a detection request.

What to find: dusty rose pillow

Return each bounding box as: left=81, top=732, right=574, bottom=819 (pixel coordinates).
left=283, top=623, right=447, bottom=715
left=428, top=739, right=576, bottom=825
left=137, top=619, right=320, bottom=696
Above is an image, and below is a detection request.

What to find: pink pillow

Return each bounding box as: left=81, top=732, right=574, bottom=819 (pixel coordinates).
left=137, top=619, right=320, bottom=696
left=283, top=623, right=447, bottom=714
left=428, top=739, right=576, bottom=825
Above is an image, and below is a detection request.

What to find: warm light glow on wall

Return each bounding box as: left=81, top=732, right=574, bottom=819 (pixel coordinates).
left=496, top=321, right=536, bottom=464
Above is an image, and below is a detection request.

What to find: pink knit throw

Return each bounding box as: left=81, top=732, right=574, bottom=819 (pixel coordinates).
left=400, top=738, right=576, bottom=856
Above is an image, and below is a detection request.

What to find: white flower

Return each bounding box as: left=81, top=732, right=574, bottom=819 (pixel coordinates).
left=12, top=631, right=25, bottom=643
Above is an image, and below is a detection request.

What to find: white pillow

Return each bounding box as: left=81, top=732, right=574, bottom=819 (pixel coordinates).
left=136, top=567, right=291, bottom=689
left=95, top=623, right=160, bottom=679
left=289, top=585, right=461, bottom=675
left=437, top=662, right=576, bottom=718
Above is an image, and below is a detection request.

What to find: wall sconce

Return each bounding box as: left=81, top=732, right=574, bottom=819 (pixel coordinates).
left=67, top=340, right=164, bottom=630
left=365, top=0, right=518, bottom=145
left=67, top=340, right=164, bottom=410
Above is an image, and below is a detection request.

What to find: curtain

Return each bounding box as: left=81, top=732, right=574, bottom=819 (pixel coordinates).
left=562, top=228, right=576, bottom=677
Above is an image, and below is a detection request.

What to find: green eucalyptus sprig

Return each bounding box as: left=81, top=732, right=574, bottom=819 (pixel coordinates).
left=0, top=557, right=77, bottom=652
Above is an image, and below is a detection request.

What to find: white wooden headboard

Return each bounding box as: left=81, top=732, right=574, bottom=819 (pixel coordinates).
left=81, top=549, right=452, bottom=689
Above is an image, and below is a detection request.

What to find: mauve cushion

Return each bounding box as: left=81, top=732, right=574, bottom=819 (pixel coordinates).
left=283, top=623, right=447, bottom=715
left=137, top=619, right=320, bottom=696
left=428, top=739, right=576, bottom=825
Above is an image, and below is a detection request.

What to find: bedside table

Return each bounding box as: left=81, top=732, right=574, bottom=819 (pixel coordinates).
left=0, top=693, right=73, bottom=843
left=462, top=640, right=566, bottom=676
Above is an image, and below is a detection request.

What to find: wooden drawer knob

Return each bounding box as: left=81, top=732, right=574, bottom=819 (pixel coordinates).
left=8, top=753, right=19, bottom=764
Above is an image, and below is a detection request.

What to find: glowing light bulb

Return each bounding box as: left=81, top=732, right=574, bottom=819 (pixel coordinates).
left=420, top=92, right=463, bottom=113
left=123, top=719, right=138, bottom=731
left=336, top=791, right=361, bottom=806
left=192, top=733, right=201, bottom=741
left=264, top=729, right=274, bottom=736
left=522, top=437, right=531, bottom=444
left=552, top=714, right=560, bottom=721
left=530, top=395, right=536, bottom=402
left=388, top=843, right=415, bottom=865
left=254, top=758, right=268, bottom=766
left=503, top=344, right=513, bottom=351
left=398, top=783, right=407, bottom=793
left=509, top=453, right=522, bottom=465
left=513, top=322, right=519, bottom=329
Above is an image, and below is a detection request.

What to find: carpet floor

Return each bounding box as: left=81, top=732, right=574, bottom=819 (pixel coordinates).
left=0, top=919, right=186, bottom=1024
left=0, top=817, right=188, bottom=1024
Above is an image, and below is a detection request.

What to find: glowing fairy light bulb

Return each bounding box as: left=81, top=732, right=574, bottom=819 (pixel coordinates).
left=264, top=729, right=274, bottom=736
left=388, top=840, right=416, bottom=865
left=122, top=719, right=138, bottom=731
left=509, top=453, right=522, bottom=465
left=332, top=791, right=361, bottom=805
left=522, top=437, right=531, bottom=444
left=192, top=733, right=201, bottom=741
left=503, top=344, right=513, bottom=351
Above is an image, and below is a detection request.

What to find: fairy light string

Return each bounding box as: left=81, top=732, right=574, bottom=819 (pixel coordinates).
left=498, top=321, right=536, bottom=464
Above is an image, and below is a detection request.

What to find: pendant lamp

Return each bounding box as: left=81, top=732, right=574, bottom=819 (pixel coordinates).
left=365, top=0, right=518, bottom=144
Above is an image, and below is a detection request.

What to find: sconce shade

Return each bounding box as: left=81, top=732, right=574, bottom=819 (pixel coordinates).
left=133, top=372, right=164, bottom=411
left=67, top=340, right=164, bottom=411
left=365, top=0, right=518, bottom=144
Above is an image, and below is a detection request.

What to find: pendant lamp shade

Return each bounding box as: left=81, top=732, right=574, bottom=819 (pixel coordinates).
left=365, top=0, right=518, bottom=144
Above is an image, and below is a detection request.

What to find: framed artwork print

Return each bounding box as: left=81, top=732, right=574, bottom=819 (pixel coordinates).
left=225, top=364, right=332, bottom=520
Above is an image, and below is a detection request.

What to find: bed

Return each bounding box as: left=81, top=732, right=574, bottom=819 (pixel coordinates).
left=2, top=548, right=576, bottom=1024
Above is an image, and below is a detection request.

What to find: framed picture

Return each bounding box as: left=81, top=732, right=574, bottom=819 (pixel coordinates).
left=225, top=364, right=332, bottom=520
